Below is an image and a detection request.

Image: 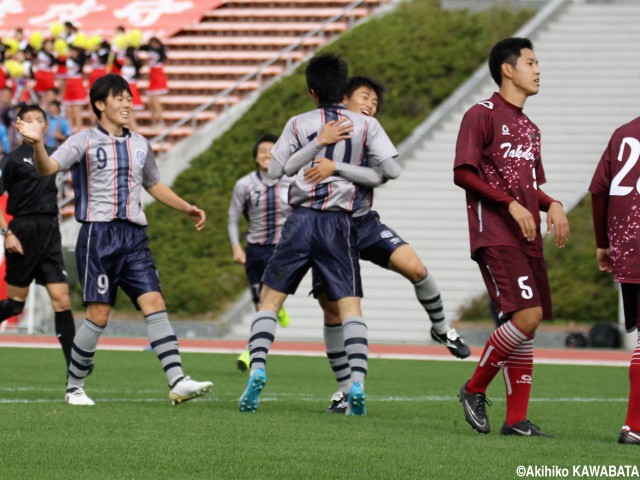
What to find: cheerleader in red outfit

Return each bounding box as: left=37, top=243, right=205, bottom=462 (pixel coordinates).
left=88, top=40, right=110, bottom=88
left=62, top=46, right=87, bottom=132
left=140, top=37, right=167, bottom=129
left=33, top=39, right=58, bottom=95
left=119, top=48, right=143, bottom=130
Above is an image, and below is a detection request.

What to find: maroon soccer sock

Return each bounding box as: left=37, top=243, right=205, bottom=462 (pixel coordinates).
left=503, top=339, right=534, bottom=426
left=625, top=337, right=640, bottom=431
left=467, top=320, right=531, bottom=394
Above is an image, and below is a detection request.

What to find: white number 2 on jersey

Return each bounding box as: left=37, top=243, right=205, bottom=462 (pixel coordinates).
left=518, top=276, right=533, bottom=300
left=610, top=137, right=640, bottom=196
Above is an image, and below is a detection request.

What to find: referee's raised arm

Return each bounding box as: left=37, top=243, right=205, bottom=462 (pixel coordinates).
left=15, top=118, right=61, bottom=176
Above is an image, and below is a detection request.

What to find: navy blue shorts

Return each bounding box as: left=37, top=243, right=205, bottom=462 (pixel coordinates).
left=262, top=207, right=362, bottom=301
left=5, top=216, right=68, bottom=288
left=311, top=211, right=407, bottom=296
left=76, top=221, right=161, bottom=308
left=244, top=243, right=276, bottom=305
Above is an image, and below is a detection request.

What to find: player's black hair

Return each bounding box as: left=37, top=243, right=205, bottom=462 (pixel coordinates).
left=89, top=73, right=132, bottom=119
left=488, top=37, right=534, bottom=86
left=17, top=104, right=47, bottom=122
left=305, top=53, right=349, bottom=104
left=253, top=133, right=278, bottom=160
left=345, top=76, right=385, bottom=113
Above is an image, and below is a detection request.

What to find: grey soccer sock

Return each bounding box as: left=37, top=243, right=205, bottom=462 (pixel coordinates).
left=145, top=310, right=184, bottom=388
left=343, top=317, right=368, bottom=385
left=67, top=318, right=103, bottom=390
left=324, top=323, right=351, bottom=394
left=414, top=274, right=448, bottom=334
left=248, top=311, right=277, bottom=372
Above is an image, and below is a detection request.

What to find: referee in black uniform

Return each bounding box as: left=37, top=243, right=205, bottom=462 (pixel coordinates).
left=0, top=105, right=75, bottom=367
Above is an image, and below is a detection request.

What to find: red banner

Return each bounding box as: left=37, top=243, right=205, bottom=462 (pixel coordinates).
left=0, top=0, right=222, bottom=39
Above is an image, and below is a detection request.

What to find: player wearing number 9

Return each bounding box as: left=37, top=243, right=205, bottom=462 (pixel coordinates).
left=590, top=119, right=640, bottom=445
left=15, top=73, right=213, bottom=407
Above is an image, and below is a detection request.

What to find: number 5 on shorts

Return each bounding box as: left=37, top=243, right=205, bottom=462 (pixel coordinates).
left=518, top=276, right=533, bottom=300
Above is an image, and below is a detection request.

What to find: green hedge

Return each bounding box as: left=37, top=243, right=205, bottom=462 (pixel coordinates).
left=137, top=1, right=533, bottom=317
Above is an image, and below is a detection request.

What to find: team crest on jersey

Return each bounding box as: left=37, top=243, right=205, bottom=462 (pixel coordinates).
left=135, top=149, right=146, bottom=168
left=380, top=230, right=393, bottom=239
left=478, top=100, right=494, bottom=109
left=501, top=125, right=510, bottom=135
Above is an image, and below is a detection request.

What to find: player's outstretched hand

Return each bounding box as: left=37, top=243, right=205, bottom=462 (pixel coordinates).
left=304, top=158, right=336, bottom=184
left=317, top=119, right=353, bottom=146
left=15, top=118, right=43, bottom=144
left=546, top=202, right=569, bottom=247
left=4, top=233, right=23, bottom=255
left=596, top=248, right=613, bottom=273
left=187, top=205, right=206, bottom=231
left=508, top=200, right=537, bottom=242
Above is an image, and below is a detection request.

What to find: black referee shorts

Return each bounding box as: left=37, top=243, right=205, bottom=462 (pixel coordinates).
left=5, top=215, right=68, bottom=288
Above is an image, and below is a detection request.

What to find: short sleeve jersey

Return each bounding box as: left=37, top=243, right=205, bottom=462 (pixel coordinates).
left=228, top=170, right=292, bottom=245
left=454, top=92, right=546, bottom=257
left=0, top=143, right=59, bottom=217
left=52, top=125, right=160, bottom=226
left=271, top=104, right=397, bottom=212
left=589, top=116, right=640, bottom=283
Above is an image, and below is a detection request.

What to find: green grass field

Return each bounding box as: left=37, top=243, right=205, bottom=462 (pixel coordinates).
left=0, top=347, right=636, bottom=479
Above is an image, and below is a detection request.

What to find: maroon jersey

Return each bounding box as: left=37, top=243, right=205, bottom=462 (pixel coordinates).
left=589, top=116, right=640, bottom=283
left=454, top=92, right=546, bottom=257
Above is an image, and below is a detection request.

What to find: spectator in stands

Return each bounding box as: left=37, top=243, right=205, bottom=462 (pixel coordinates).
left=0, top=104, right=76, bottom=368
left=62, top=45, right=87, bottom=132
left=45, top=100, right=71, bottom=148
left=119, top=47, right=143, bottom=130
left=0, top=122, right=8, bottom=156
left=88, top=40, right=110, bottom=88
left=140, top=36, right=168, bottom=130
left=33, top=38, right=58, bottom=97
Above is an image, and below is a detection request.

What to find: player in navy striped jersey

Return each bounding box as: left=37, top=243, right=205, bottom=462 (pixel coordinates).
left=228, top=133, right=293, bottom=371
left=16, top=73, right=213, bottom=407
left=238, top=54, right=399, bottom=415
left=454, top=38, right=569, bottom=436
left=286, top=77, right=470, bottom=413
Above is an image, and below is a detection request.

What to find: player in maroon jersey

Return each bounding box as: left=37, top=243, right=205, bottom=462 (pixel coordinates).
left=590, top=118, right=640, bottom=445
left=454, top=37, right=569, bottom=436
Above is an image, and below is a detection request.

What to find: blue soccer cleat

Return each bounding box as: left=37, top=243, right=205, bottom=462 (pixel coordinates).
left=346, top=381, right=366, bottom=416
left=239, top=368, right=267, bottom=413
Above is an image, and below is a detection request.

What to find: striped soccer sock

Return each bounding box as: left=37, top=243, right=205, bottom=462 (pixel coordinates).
left=503, top=339, right=534, bottom=426
left=324, top=323, right=351, bottom=394
left=145, top=311, right=184, bottom=388
left=467, top=320, right=531, bottom=394
left=67, top=318, right=103, bottom=390
left=625, top=334, right=640, bottom=431
left=414, top=274, right=448, bottom=334
left=343, top=317, right=368, bottom=385
left=248, top=311, right=277, bottom=372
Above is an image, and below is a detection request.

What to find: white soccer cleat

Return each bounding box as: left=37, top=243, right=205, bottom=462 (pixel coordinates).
left=169, top=376, right=213, bottom=405
left=65, top=387, right=95, bottom=406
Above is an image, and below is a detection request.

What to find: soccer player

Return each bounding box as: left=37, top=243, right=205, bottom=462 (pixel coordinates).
left=590, top=117, right=640, bottom=445
left=0, top=104, right=76, bottom=368
left=16, top=73, right=213, bottom=407
left=453, top=38, right=569, bottom=436
left=238, top=54, right=398, bottom=415
left=228, top=133, right=292, bottom=372
left=284, top=76, right=470, bottom=414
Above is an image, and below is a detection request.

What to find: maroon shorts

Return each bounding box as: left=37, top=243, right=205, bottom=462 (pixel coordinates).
left=475, top=245, right=552, bottom=321
left=621, top=283, right=640, bottom=332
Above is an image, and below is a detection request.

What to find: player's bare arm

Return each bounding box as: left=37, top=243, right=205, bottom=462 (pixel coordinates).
left=508, top=200, right=537, bottom=242
left=546, top=201, right=569, bottom=248
left=596, top=248, right=613, bottom=273
left=15, top=118, right=60, bottom=175
left=145, top=182, right=206, bottom=231
left=0, top=211, right=22, bottom=255
left=232, top=244, right=246, bottom=265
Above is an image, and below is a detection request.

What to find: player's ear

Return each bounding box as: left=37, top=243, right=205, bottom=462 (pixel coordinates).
left=501, top=62, right=513, bottom=82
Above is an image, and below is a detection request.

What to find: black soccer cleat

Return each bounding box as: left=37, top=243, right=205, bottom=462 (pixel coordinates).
left=619, top=426, right=640, bottom=445
left=458, top=381, right=491, bottom=434
left=431, top=327, right=471, bottom=359
left=500, top=420, right=554, bottom=437
left=325, top=391, right=348, bottom=414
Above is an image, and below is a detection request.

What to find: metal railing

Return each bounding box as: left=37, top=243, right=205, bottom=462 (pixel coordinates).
left=149, top=0, right=383, bottom=148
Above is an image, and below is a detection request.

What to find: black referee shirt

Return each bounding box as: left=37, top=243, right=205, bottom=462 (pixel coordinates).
left=0, top=143, right=59, bottom=217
